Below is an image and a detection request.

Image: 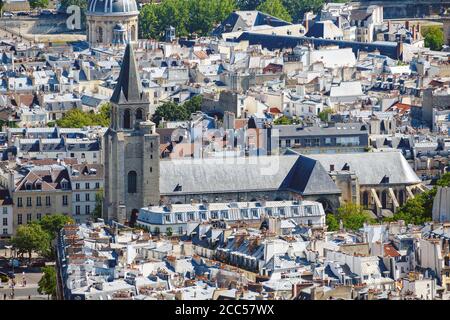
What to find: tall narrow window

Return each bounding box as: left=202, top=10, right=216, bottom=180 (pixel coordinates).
left=123, top=109, right=131, bottom=129
left=136, top=109, right=143, bottom=121
left=97, top=26, right=103, bottom=43
left=128, top=171, right=137, bottom=193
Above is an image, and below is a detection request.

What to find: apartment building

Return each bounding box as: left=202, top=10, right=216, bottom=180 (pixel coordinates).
left=70, top=164, right=103, bottom=224
left=0, top=190, right=13, bottom=238
left=137, top=200, right=326, bottom=235
left=12, top=165, right=72, bottom=233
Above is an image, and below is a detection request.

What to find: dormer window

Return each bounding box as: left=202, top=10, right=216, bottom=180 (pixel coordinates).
left=61, top=179, right=69, bottom=190
left=35, top=181, right=42, bottom=190
left=25, top=182, right=32, bottom=190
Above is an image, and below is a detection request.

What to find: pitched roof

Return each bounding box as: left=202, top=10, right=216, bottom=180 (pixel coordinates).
left=308, top=152, right=421, bottom=185
left=159, top=155, right=340, bottom=196
left=110, top=43, right=145, bottom=104
left=384, top=244, right=401, bottom=257
left=15, top=166, right=71, bottom=192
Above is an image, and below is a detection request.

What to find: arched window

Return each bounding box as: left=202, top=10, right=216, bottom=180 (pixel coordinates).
left=128, top=171, right=137, bottom=193
left=123, top=109, right=131, bottom=129
left=136, top=108, right=143, bottom=121
left=97, top=26, right=103, bottom=43
left=131, top=25, right=136, bottom=41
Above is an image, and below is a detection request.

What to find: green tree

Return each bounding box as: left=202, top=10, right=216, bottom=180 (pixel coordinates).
left=273, top=115, right=294, bottom=125
left=12, top=224, right=51, bottom=262
left=139, top=4, right=160, bottom=39
left=152, top=102, right=189, bottom=126
left=56, top=109, right=93, bottom=128
left=92, top=188, right=104, bottom=220
left=151, top=96, right=203, bottom=126
left=385, top=172, right=450, bottom=225
left=318, top=108, right=332, bottom=122
left=139, top=0, right=235, bottom=40
left=56, top=103, right=110, bottom=128
left=237, top=0, right=263, bottom=10
left=387, top=188, right=436, bottom=225
left=38, top=266, right=57, bottom=299
left=183, top=95, right=203, bottom=115
left=28, top=0, right=49, bottom=9
left=257, top=0, right=292, bottom=22
left=282, top=0, right=324, bottom=22
left=423, top=25, right=444, bottom=51
left=436, top=172, right=450, bottom=187
left=91, top=103, right=111, bottom=127
left=336, top=203, right=375, bottom=231
left=38, top=214, right=74, bottom=240
left=326, top=213, right=339, bottom=231
left=188, top=0, right=236, bottom=36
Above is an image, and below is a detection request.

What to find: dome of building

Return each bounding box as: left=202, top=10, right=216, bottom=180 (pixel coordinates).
left=87, top=0, right=138, bottom=15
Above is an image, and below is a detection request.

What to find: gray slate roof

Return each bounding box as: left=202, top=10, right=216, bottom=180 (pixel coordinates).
left=159, top=155, right=341, bottom=196
left=110, top=43, right=145, bottom=104
left=87, top=0, right=138, bottom=15
left=308, top=152, right=421, bottom=185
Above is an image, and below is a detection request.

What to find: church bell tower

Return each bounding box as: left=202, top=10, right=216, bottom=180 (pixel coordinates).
left=103, top=43, right=160, bottom=224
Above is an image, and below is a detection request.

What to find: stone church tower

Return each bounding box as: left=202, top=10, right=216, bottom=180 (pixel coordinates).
left=103, top=43, right=160, bottom=224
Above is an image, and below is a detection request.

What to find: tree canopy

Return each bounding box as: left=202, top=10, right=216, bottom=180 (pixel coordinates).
left=332, top=203, right=376, bottom=231
left=38, top=266, right=57, bottom=299
left=318, top=108, right=333, bottom=122
left=237, top=0, right=337, bottom=23
left=92, top=188, right=104, bottom=220
left=12, top=224, right=51, bottom=262
left=423, top=25, right=444, bottom=51
left=139, top=0, right=235, bottom=40
left=151, top=95, right=202, bottom=126
left=38, top=214, right=74, bottom=240
left=273, top=115, right=298, bottom=125
left=138, top=0, right=342, bottom=38
left=257, top=0, right=292, bottom=22
left=326, top=213, right=339, bottom=232
left=28, top=0, right=49, bottom=9
left=55, top=103, right=110, bottom=128
left=385, top=172, right=450, bottom=225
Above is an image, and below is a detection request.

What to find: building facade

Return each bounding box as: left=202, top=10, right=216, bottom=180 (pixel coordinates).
left=137, top=200, right=326, bottom=235
left=12, top=165, right=72, bottom=234
left=70, top=164, right=103, bottom=224
left=0, top=190, right=13, bottom=238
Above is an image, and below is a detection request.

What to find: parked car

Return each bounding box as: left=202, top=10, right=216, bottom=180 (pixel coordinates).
left=17, top=12, right=30, bottom=16
left=3, top=12, right=14, bottom=18
left=40, top=10, right=53, bottom=15
left=0, top=272, right=9, bottom=282
left=31, top=260, right=46, bottom=268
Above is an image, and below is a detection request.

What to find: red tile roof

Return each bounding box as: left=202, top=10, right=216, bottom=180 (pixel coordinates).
left=384, top=244, right=401, bottom=257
